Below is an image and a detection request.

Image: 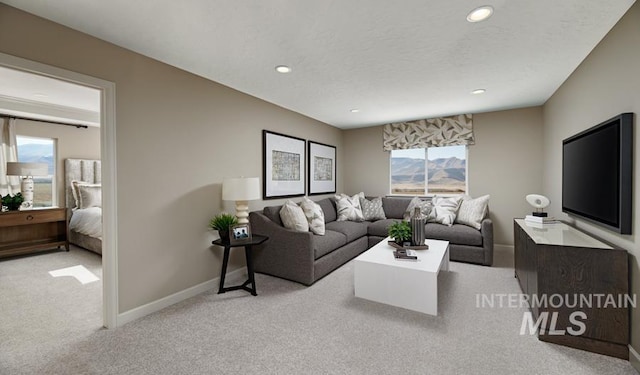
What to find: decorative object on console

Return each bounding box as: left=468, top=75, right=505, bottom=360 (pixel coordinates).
left=209, top=212, right=238, bottom=243
left=6, top=162, right=48, bottom=209
left=230, top=223, right=252, bottom=243
left=525, top=194, right=550, bottom=217
left=388, top=220, right=411, bottom=244
left=1, top=192, right=24, bottom=211
left=263, top=130, right=306, bottom=199
left=308, top=140, right=336, bottom=195
left=222, top=177, right=260, bottom=224
left=410, top=206, right=426, bottom=247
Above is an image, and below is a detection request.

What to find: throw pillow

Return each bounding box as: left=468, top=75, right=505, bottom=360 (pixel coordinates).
left=359, top=196, right=386, bottom=221
left=71, top=180, right=89, bottom=207
left=76, top=183, right=102, bottom=209
left=300, top=197, right=326, bottom=235
left=334, top=193, right=365, bottom=222
left=430, top=196, right=463, bottom=226
left=403, top=197, right=433, bottom=221
left=280, top=200, right=309, bottom=232
left=455, top=195, right=490, bottom=230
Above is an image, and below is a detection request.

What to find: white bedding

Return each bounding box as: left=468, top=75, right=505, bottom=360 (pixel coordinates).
left=70, top=207, right=102, bottom=239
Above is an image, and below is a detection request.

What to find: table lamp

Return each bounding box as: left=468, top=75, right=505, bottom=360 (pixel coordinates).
left=222, top=177, right=260, bottom=224
left=6, top=162, right=49, bottom=209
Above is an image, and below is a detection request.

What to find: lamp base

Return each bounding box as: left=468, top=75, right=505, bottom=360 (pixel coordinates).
left=532, top=212, right=548, bottom=217
left=235, top=200, right=250, bottom=224
left=21, top=176, right=34, bottom=209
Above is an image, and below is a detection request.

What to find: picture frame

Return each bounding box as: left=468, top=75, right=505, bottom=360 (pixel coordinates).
left=230, top=223, right=252, bottom=243
left=308, top=140, right=337, bottom=195
left=263, top=130, right=306, bottom=199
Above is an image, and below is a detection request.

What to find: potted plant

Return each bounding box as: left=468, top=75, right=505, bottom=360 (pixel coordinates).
left=209, top=213, right=238, bottom=243
left=388, top=220, right=412, bottom=244
left=1, top=193, right=24, bottom=211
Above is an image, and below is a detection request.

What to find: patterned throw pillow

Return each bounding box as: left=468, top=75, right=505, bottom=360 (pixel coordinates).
left=403, top=196, right=433, bottom=221
left=334, top=193, right=365, bottom=222
left=430, top=196, right=463, bottom=226
left=359, top=197, right=386, bottom=221
left=279, top=200, right=309, bottom=232
left=455, top=195, right=490, bottom=230
left=300, top=197, right=325, bottom=235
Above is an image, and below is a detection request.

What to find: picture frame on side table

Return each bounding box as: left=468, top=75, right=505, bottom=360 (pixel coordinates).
left=308, top=140, right=336, bottom=195
left=263, top=130, right=306, bottom=199
left=230, top=223, right=252, bottom=244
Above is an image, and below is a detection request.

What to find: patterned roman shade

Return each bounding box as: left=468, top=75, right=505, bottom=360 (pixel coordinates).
left=383, top=114, right=474, bottom=151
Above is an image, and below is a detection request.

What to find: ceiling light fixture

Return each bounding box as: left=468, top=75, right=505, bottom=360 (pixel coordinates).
left=467, top=6, right=494, bottom=22
left=471, top=89, right=486, bottom=95
left=275, top=65, right=292, bottom=73
left=350, top=109, right=360, bottom=113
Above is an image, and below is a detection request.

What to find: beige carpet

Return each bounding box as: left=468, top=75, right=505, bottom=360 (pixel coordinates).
left=1, top=247, right=636, bottom=374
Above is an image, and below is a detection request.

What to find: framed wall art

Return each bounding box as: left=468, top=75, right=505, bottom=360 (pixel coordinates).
left=308, top=140, right=336, bottom=195
left=263, top=130, right=306, bottom=199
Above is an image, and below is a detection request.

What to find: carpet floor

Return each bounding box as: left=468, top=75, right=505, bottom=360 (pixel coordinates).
left=1, top=247, right=636, bottom=374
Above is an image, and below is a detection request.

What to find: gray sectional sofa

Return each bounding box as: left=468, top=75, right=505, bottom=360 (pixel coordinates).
left=249, top=196, right=493, bottom=286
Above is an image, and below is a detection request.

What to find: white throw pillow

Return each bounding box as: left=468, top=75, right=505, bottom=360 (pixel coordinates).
left=403, top=196, right=433, bottom=221
left=334, top=193, right=365, bottom=222
left=430, top=196, right=463, bottom=226
left=76, top=183, right=102, bottom=209
left=280, top=200, right=309, bottom=232
left=300, top=197, right=325, bottom=235
left=455, top=195, right=490, bottom=230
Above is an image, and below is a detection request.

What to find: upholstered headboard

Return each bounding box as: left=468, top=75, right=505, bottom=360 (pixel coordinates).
left=65, top=159, right=101, bottom=209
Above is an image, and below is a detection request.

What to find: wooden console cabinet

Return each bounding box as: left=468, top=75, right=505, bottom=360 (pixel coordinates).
left=514, top=219, right=629, bottom=359
left=0, top=207, right=69, bottom=259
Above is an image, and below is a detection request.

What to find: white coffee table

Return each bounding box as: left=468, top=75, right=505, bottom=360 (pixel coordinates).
left=354, top=237, right=450, bottom=315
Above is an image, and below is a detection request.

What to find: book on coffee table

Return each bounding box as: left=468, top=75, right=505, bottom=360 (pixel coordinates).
left=394, top=249, right=418, bottom=261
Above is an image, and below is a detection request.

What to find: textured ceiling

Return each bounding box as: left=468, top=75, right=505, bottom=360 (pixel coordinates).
left=1, top=0, right=636, bottom=128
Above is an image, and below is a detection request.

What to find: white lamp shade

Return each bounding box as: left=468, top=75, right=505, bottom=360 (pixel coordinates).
left=222, top=177, right=261, bottom=201
left=6, top=162, right=49, bottom=176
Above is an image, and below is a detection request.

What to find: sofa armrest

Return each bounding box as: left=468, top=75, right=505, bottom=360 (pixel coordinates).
left=249, top=211, right=315, bottom=285
left=480, top=217, right=494, bottom=266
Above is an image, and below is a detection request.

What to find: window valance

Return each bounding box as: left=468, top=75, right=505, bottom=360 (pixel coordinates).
left=382, top=114, right=474, bottom=151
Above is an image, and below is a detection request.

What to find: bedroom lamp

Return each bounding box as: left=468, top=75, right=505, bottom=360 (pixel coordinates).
left=525, top=194, right=550, bottom=217
left=222, top=177, right=260, bottom=224
left=6, top=162, right=49, bottom=209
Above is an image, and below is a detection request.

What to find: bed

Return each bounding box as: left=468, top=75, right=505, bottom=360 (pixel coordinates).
left=65, top=159, right=102, bottom=255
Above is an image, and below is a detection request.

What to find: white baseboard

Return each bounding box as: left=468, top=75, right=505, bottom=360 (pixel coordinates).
left=117, top=267, right=246, bottom=327
left=630, top=345, right=640, bottom=373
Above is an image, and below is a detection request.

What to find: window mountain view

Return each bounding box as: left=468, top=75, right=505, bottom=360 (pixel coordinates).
left=391, top=156, right=466, bottom=194
left=16, top=140, right=55, bottom=207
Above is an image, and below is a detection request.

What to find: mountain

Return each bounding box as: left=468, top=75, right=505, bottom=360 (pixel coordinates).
left=391, top=157, right=466, bottom=188
left=17, top=143, right=55, bottom=174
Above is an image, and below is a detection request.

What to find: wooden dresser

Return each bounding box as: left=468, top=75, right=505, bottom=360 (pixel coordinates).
left=0, top=207, right=69, bottom=259
left=514, top=219, right=629, bottom=359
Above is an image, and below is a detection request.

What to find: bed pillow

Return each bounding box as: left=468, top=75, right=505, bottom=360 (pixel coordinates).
left=76, top=183, right=102, bottom=209
left=280, top=200, right=309, bottom=232
left=334, top=193, right=365, bottom=222
left=300, top=197, right=325, bottom=235
left=359, top=196, right=386, bottom=221
left=429, top=196, right=463, bottom=226
left=71, top=180, right=89, bottom=207
left=455, top=195, right=490, bottom=230
left=403, top=197, right=433, bottom=220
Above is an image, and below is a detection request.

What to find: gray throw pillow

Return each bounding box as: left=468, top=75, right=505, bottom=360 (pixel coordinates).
left=359, top=197, right=386, bottom=221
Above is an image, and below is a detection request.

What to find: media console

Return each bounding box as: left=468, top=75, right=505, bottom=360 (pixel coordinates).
left=514, top=219, right=629, bottom=359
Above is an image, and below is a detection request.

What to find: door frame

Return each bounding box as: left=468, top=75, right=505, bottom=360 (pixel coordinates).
left=0, top=52, right=118, bottom=328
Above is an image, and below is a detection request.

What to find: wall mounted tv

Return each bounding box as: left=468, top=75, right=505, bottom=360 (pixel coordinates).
left=562, top=112, right=633, bottom=234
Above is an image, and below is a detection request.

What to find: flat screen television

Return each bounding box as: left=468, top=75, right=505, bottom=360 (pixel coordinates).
left=562, top=113, right=633, bottom=234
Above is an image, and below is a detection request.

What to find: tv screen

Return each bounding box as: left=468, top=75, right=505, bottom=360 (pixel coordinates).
left=562, top=113, right=633, bottom=234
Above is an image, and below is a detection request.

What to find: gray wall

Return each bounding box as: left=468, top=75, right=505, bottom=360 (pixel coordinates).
left=343, top=106, right=544, bottom=246
left=542, top=2, right=640, bottom=364
left=0, top=4, right=343, bottom=312
left=16, top=119, right=101, bottom=206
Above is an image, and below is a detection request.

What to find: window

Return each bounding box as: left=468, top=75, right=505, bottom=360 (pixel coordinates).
left=16, top=136, right=56, bottom=207
left=390, top=145, right=467, bottom=195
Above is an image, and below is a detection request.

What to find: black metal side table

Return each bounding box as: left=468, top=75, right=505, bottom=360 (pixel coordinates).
left=212, top=234, right=268, bottom=296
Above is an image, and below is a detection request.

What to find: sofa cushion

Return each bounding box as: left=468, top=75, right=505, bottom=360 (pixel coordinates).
left=263, top=205, right=284, bottom=226
left=382, top=197, right=412, bottom=219
left=455, top=195, right=490, bottom=230
left=280, top=200, right=309, bottom=232
left=316, top=198, right=337, bottom=223
left=325, top=221, right=368, bottom=242
left=425, top=223, right=482, bottom=246
left=360, top=196, right=386, bottom=221
left=313, top=230, right=347, bottom=259
left=366, top=219, right=399, bottom=237
left=300, top=197, right=325, bottom=235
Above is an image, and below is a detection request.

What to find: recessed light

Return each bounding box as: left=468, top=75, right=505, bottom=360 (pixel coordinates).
left=275, top=65, right=291, bottom=73
left=471, top=89, right=486, bottom=95
left=467, top=6, right=494, bottom=22
left=350, top=109, right=360, bottom=113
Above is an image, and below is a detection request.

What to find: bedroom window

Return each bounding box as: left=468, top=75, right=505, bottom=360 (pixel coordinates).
left=16, top=135, right=56, bottom=207
left=390, top=145, right=467, bottom=195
